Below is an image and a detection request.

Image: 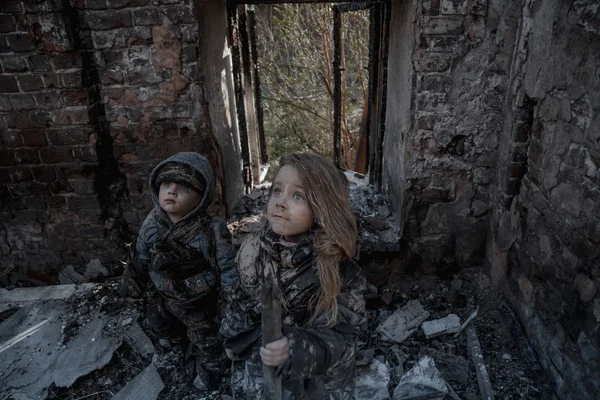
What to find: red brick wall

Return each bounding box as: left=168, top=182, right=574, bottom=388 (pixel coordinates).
left=0, top=0, right=214, bottom=285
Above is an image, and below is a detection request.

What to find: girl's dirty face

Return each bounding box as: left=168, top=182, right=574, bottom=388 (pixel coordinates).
left=267, top=165, right=313, bottom=242
left=158, top=181, right=201, bottom=223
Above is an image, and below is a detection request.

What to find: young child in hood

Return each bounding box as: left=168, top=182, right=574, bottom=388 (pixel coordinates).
left=221, top=152, right=367, bottom=399
left=120, top=152, right=238, bottom=390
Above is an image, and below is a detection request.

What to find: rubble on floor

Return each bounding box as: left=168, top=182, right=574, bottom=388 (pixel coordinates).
left=0, top=192, right=557, bottom=399
left=355, top=266, right=557, bottom=400
left=349, top=184, right=402, bottom=253
left=111, top=363, right=164, bottom=400
left=354, top=358, right=391, bottom=400
left=0, top=274, right=555, bottom=400
left=0, top=299, right=122, bottom=399
left=0, top=283, right=214, bottom=400
left=377, top=300, right=430, bottom=344
left=229, top=182, right=402, bottom=253
left=421, top=314, right=461, bottom=339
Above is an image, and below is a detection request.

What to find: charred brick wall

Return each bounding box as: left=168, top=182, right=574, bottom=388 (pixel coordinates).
left=384, top=0, right=517, bottom=270
left=0, top=0, right=238, bottom=284
left=487, top=1, right=600, bottom=398
left=385, top=1, right=599, bottom=396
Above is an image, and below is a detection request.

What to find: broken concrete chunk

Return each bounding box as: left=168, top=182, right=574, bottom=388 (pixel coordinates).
left=124, top=321, right=155, bottom=358
left=83, top=258, right=110, bottom=281
left=393, top=356, right=448, bottom=400
left=355, top=358, right=391, bottom=400
left=58, top=265, right=84, bottom=284
left=377, top=300, right=430, bottom=344
left=112, top=363, right=164, bottom=400
left=344, top=169, right=367, bottom=187
left=422, top=314, right=461, bottom=339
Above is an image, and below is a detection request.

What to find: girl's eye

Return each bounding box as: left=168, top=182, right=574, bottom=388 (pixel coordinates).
left=273, top=188, right=282, bottom=196
left=161, top=182, right=172, bottom=188
left=293, top=193, right=304, bottom=201
left=181, top=186, right=190, bottom=193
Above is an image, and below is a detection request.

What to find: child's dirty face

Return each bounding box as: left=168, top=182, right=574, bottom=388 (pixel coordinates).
left=158, top=181, right=202, bottom=223
left=267, top=165, right=313, bottom=242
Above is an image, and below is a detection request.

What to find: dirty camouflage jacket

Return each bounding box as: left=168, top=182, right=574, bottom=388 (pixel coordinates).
left=127, top=152, right=238, bottom=308
left=221, top=227, right=367, bottom=398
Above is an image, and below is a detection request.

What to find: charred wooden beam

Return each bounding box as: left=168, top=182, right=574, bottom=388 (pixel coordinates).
left=366, top=3, right=381, bottom=182
left=229, top=4, right=253, bottom=191
left=466, top=320, right=496, bottom=400
left=248, top=6, right=268, bottom=165
left=239, top=6, right=261, bottom=185
left=374, top=0, right=391, bottom=190
left=332, top=6, right=342, bottom=168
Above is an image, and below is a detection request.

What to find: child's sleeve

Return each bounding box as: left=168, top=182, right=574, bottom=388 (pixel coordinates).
left=209, top=217, right=239, bottom=294
left=135, top=210, right=157, bottom=267
left=279, top=261, right=367, bottom=381
left=119, top=210, right=156, bottom=297
left=220, top=233, right=263, bottom=357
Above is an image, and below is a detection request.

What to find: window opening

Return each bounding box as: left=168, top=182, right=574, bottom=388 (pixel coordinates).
left=228, top=0, right=389, bottom=191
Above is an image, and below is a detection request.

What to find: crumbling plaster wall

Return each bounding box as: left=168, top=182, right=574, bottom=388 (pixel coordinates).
left=385, top=0, right=517, bottom=270
left=0, top=0, right=241, bottom=284
left=486, top=1, right=600, bottom=398
left=385, top=0, right=598, bottom=397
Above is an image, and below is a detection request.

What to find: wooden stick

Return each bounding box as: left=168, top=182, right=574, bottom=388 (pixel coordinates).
left=453, top=306, right=479, bottom=339
left=466, top=323, right=495, bottom=400
left=262, top=280, right=283, bottom=400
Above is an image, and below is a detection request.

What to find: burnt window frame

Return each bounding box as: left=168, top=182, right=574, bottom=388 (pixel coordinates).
left=227, top=0, right=390, bottom=190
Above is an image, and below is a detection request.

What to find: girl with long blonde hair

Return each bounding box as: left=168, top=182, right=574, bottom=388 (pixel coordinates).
left=221, top=152, right=367, bottom=399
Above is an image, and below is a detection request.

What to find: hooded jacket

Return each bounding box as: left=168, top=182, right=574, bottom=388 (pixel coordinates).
left=221, top=226, right=367, bottom=399
left=135, top=152, right=238, bottom=304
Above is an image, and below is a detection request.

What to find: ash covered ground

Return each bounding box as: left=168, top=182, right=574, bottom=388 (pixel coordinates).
left=1, top=185, right=556, bottom=400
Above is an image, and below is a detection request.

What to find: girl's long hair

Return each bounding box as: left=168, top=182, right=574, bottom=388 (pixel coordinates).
left=275, top=153, right=357, bottom=327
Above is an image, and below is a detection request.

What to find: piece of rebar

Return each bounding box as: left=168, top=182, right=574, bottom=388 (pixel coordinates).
left=262, top=281, right=283, bottom=400
left=466, top=322, right=495, bottom=400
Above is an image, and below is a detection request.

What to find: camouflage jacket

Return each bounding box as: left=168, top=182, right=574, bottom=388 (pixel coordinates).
left=123, top=152, right=238, bottom=307
left=135, top=211, right=238, bottom=305
left=221, top=228, right=367, bottom=398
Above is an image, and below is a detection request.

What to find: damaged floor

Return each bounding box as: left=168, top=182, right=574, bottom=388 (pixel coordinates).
left=0, top=183, right=557, bottom=400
